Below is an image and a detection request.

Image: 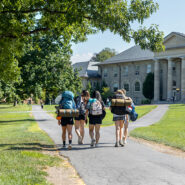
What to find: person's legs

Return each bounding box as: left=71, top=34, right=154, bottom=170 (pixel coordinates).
left=124, top=120, right=129, bottom=144
left=67, top=124, right=73, bottom=149
left=62, top=126, right=67, bottom=147
left=89, top=124, right=95, bottom=146
left=119, top=121, right=124, bottom=146
left=95, top=124, right=101, bottom=145
left=75, top=120, right=82, bottom=144
left=115, top=121, right=120, bottom=147
left=79, top=120, right=85, bottom=143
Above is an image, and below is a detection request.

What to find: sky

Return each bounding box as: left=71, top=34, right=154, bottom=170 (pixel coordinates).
left=71, top=0, right=185, bottom=63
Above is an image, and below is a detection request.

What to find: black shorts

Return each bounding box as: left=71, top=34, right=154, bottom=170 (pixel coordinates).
left=61, top=117, right=74, bottom=127
left=89, top=114, right=102, bottom=125
left=75, top=114, right=85, bottom=121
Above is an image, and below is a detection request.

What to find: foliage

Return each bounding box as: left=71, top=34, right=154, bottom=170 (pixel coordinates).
left=130, top=104, right=185, bottom=151
left=0, top=0, right=164, bottom=83
left=141, top=99, right=151, bottom=104
left=143, top=72, right=154, bottom=100
left=91, top=48, right=116, bottom=62
left=15, top=35, right=82, bottom=103
left=101, top=87, right=113, bottom=102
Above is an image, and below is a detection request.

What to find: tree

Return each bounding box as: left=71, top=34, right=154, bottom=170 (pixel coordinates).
left=15, top=35, right=82, bottom=103
left=91, top=48, right=116, bottom=62
left=101, top=87, right=113, bottom=103
left=143, top=72, right=154, bottom=100
left=0, top=0, right=164, bottom=82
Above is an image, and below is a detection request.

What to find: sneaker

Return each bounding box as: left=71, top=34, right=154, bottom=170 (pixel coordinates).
left=123, top=139, right=127, bottom=145
left=68, top=144, right=72, bottom=150
left=78, top=136, right=82, bottom=145
left=115, top=142, right=118, bottom=147
left=90, top=139, right=95, bottom=147
left=95, top=143, right=99, bottom=147
left=119, top=140, right=124, bottom=147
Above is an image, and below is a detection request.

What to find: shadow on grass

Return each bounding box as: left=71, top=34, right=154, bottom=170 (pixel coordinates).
left=0, top=119, right=51, bottom=124
left=0, top=142, right=58, bottom=152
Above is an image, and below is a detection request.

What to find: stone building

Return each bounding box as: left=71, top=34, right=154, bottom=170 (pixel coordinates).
left=96, top=32, right=185, bottom=104
left=72, top=61, right=101, bottom=90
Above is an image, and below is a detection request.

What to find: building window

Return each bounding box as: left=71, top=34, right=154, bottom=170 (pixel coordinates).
left=124, top=83, right=129, bottom=91
left=135, top=65, right=140, bottom=75
left=93, top=82, right=96, bottom=87
left=103, top=68, right=108, bottom=77
left=113, top=67, right=118, bottom=77
left=147, top=64, right=151, bottom=73
left=113, top=83, right=118, bottom=92
left=123, top=66, right=128, bottom=76
left=173, top=80, right=176, bottom=87
left=135, top=81, right=140, bottom=91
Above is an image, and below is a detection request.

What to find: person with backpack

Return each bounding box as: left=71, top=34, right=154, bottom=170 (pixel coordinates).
left=121, top=89, right=136, bottom=145
left=85, top=90, right=105, bottom=147
left=57, top=91, right=76, bottom=150
left=74, top=90, right=89, bottom=144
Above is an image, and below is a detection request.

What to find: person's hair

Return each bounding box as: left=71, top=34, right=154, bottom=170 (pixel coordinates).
left=116, top=89, right=126, bottom=98
left=121, top=89, right=126, bottom=95
left=82, top=90, right=90, bottom=102
left=92, top=90, right=102, bottom=102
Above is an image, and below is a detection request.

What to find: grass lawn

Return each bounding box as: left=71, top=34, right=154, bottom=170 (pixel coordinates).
left=44, top=104, right=157, bottom=126
left=0, top=104, right=62, bottom=185
left=130, top=104, right=185, bottom=151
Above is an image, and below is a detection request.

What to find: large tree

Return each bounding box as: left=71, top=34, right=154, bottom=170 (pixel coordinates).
left=15, top=35, right=82, bottom=103
left=0, top=0, right=164, bottom=82
left=91, top=48, right=116, bottom=62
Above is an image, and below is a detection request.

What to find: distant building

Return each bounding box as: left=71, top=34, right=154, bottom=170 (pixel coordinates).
left=73, top=32, right=185, bottom=104
left=72, top=61, right=101, bottom=90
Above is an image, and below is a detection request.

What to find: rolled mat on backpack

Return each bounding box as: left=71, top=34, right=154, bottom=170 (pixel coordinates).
left=58, top=109, right=79, bottom=117
left=111, top=98, right=132, bottom=106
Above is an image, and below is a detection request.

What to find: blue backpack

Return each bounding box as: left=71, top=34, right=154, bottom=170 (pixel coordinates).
left=129, top=103, right=138, bottom=121
left=60, top=91, right=76, bottom=109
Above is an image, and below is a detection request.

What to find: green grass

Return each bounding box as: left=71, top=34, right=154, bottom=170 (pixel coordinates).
left=0, top=105, right=62, bottom=185
left=130, top=104, right=185, bottom=151
left=44, top=104, right=157, bottom=126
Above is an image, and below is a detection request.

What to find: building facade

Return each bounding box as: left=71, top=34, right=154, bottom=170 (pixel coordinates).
left=96, top=32, right=185, bottom=104
left=72, top=61, right=101, bottom=90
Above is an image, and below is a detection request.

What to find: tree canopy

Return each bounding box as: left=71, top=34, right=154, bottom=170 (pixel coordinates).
left=91, top=48, right=116, bottom=62
left=0, top=0, right=164, bottom=83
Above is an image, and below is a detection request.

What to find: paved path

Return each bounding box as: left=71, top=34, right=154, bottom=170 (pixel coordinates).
left=32, top=105, right=185, bottom=185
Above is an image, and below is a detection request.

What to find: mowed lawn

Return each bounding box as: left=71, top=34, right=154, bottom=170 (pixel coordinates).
left=44, top=104, right=157, bottom=126
left=0, top=105, right=61, bottom=185
left=130, top=104, right=185, bottom=151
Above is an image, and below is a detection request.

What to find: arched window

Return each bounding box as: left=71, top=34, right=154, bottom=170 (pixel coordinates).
left=135, top=81, right=140, bottom=91
left=113, top=83, right=118, bottom=92
left=124, top=83, right=129, bottom=91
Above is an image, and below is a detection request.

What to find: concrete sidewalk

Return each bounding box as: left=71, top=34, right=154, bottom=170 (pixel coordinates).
left=32, top=105, right=185, bottom=185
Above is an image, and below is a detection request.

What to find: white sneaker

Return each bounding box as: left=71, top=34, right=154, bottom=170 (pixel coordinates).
left=123, top=140, right=127, bottom=145
left=68, top=144, right=72, bottom=150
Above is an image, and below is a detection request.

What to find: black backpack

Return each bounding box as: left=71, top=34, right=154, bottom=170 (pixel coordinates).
left=75, top=96, right=86, bottom=115
left=111, top=94, right=129, bottom=115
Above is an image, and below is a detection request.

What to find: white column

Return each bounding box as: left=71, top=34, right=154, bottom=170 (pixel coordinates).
left=167, top=58, right=173, bottom=100
left=154, top=59, right=160, bottom=101
left=181, top=57, right=185, bottom=101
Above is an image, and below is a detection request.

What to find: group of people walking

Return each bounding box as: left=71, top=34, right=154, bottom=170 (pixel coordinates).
left=57, top=89, right=132, bottom=150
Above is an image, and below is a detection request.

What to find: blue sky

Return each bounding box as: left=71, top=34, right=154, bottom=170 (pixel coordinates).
left=71, top=0, right=185, bottom=63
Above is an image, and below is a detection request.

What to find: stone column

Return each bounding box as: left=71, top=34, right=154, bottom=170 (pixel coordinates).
left=167, top=58, right=173, bottom=100
left=181, top=57, right=185, bottom=101
left=154, top=59, right=160, bottom=101
left=118, top=65, right=121, bottom=89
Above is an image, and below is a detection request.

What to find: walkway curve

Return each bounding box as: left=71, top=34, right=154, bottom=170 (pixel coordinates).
left=32, top=105, right=185, bottom=185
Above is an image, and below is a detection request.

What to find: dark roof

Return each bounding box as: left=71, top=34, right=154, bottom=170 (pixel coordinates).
left=97, top=45, right=154, bottom=65
left=72, top=61, right=100, bottom=78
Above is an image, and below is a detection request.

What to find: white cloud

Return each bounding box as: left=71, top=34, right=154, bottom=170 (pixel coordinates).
left=71, top=52, right=93, bottom=64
